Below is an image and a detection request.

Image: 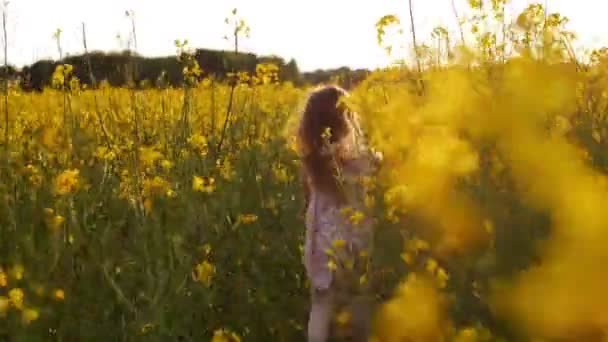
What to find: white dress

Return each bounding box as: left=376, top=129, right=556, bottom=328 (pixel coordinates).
left=303, top=152, right=378, bottom=290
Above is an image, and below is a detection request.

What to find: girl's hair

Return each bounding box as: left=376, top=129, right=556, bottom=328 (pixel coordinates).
left=298, top=85, right=362, bottom=202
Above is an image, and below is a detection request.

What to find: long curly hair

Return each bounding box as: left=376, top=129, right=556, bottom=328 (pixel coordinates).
left=297, top=85, right=363, bottom=203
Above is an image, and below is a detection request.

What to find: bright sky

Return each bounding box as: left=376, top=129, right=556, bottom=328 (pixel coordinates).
left=2, top=0, right=607, bottom=72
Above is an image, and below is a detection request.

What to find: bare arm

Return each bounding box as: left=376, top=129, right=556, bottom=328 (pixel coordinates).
left=339, top=147, right=383, bottom=175
left=300, top=169, right=311, bottom=218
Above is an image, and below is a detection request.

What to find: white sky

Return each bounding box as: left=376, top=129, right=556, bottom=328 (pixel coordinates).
left=2, top=0, right=607, bottom=71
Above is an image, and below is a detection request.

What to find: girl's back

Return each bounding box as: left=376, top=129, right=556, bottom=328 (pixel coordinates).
left=298, top=85, right=380, bottom=342
left=304, top=148, right=379, bottom=290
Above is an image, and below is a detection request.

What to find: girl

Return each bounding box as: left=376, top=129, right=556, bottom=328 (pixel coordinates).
left=298, top=85, right=382, bottom=342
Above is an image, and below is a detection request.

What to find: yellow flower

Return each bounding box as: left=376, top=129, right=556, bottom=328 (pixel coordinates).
left=193, top=261, right=215, bottom=288
left=95, top=146, right=116, bottom=161
left=53, top=289, right=65, bottom=301
left=201, top=243, right=212, bottom=256
left=22, top=307, right=39, bottom=324
left=139, top=146, right=163, bottom=167
left=11, top=264, right=24, bottom=280
left=364, top=194, right=375, bottom=208
left=0, top=270, right=7, bottom=287
left=426, top=259, right=438, bottom=274
left=332, top=239, right=346, bottom=249
left=335, top=309, right=352, bottom=326
left=483, top=219, right=494, bottom=234
left=46, top=215, right=65, bottom=231
left=413, top=239, right=430, bottom=251
left=140, top=323, right=156, bottom=335
left=340, top=206, right=353, bottom=216
left=211, top=328, right=241, bottom=342
left=272, top=162, right=292, bottom=183
left=8, top=288, right=24, bottom=310
left=142, top=176, right=171, bottom=198
left=143, top=198, right=153, bottom=213
left=437, top=268, right=449, bottom=289
left=160, top=159, right=173, bottom=171
left=401, top=252, right=414, bottom=265
left=216, top=158, right=235, bottom=180
left=345, top=260, right=354, bottom=270
left=238, top=214, right=258, bottom=224
left=349, top=211, right=365, bottom=225
left=321, top=127, right=332, bottom=140
left=455, top=328, right=477, bottom=342
left=188, top=133, right=208, bottom=156
left=193, top=176, right=215, bottom=193
left=327, top=260, right=337, bottom=271
left=54, top=169, right=80, bottom=195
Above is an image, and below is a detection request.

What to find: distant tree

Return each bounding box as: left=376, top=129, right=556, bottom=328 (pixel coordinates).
left=16, top=48, right=370, bottom=91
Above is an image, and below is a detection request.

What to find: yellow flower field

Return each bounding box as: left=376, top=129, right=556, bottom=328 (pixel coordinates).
left=2, top=1, right=608, bottom=341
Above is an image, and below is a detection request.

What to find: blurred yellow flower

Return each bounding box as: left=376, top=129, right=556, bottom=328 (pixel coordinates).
left=8, top=288, right=24, bottom=310
left=140, top=322, right=156, bottom=335
left=188, top=133, right=208, bottom=156
left=349, top=211, right=365, bottom=225
left=46, top=215, right=65, bottom=231
left=271, top=162, right=292, bottom=183
left=426, top=259, right=438, bottom=274
left=53, top=289, right=65, bottom=301
left=139, top=146, right=163, bottom=167
left=238, top=214, right=258, bottom=224
left=335, top=309, right=352, bottom=326
left=193, top=261, right=215, bottom=288
left=332, top=239, right=346, bottom=249
left=0, top=269, right=7, bottom=287
left=454, top=327, right=477, bottom=342
left=216, top=158, right=235, bottom=180
left=327, top=260, right=337, bottom=271
left=11, top=265, right=24, bottom=281
left=95, top=146, right=116, bottom=161
left=413, top=239, right=430, bottom=251
left=364, top=194, right=375, bottom=208
left=160, top=159, right=173, bottom=171
left=401, top=252, right=414, bottom=265
left=201, top=243, right=212, bottom=256
left=436, top=268, right=449, bottom=289
left=166, top=189, right=177, bottom=198
left=211, top=328, right=241, bottom=342
left=359, top=274, right=368, bottom=285
left=142, top=176, right=171, bottom=198
left=54, top=169, right=80, bottom=195
left=193, top=176, right=215, bottom=193
left=373, top=274, right=448, bottom=341
left=143, top=198, right=153, bottom=213
left=22, top=307, right=40, bottom=324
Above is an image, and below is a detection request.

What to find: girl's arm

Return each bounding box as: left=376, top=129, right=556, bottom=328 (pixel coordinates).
left=300, top=169, right=311, bottom=218
left=339, top=146, right=383, bottom=175
left=370, top=148, right=383, bottom=167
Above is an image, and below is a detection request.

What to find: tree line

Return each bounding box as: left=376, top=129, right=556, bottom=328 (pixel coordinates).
left=0, top=48, right=370, bottom=91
